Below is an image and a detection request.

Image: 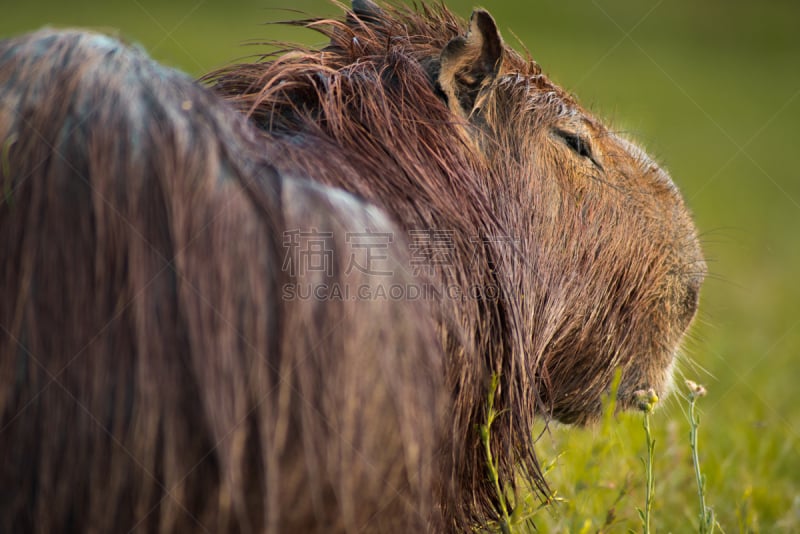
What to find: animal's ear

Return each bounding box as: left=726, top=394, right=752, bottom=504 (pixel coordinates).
left=439, top=9, right=504, bottom=117
left=351, top=0, right=384, bottom=25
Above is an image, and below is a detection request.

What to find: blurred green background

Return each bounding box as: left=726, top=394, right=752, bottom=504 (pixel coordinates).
left=3, top=0, right=798, bottom=531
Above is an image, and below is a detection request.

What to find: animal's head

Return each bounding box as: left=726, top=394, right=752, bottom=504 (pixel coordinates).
left=210, top=0, right=705, bottom=429
left=346, top=2, right=706, bottom=423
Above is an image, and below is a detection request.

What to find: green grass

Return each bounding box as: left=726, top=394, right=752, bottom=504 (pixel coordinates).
left=3, top=1, right=798, bottom=531
left=523, top=381, right=733, bottom=533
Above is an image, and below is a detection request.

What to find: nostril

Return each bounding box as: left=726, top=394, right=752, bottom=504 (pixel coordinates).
left=685, top=284, right=699, bottom=312
left=680, top=278, right=701, bottom=327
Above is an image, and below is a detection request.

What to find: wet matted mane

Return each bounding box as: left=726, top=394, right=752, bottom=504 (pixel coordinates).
left=0, top=29, right=446, bottom=533
left=208, top=0, right=706, bottom=529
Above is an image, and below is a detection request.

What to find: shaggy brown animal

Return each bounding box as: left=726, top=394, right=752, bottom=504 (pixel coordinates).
left=0, top=30, right=447, bottom=533
left=207, top=0, right=706, bottom=529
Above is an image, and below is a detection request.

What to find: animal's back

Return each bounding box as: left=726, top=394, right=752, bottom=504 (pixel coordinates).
left=0, top=28, right=446, bottom=533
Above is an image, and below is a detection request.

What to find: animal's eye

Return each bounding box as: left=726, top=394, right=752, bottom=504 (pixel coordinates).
left=554, top=129, right=593, bottom=160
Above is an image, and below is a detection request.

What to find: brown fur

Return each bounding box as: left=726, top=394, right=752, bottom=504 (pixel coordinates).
left=206, top=1, right=706, bottom=529
left=0, top=30, right=447, bottom=533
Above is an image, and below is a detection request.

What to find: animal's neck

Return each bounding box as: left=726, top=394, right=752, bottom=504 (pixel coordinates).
left=258, top=101, right=506, bottom=311
left=252, top=63, right=503, bottom=288
left=261, top=68, right=526, bottom=359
